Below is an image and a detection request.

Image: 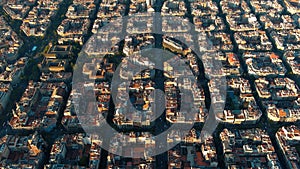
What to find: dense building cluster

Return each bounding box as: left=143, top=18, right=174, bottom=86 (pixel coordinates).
left=276, top=125, right=300, bottom=169
left=0, top=0, right=299, bottom=168
left=220, top=128, right=282, bottom=168
left=10, top=81, right=68, bottom=131
left=218, top=77, right=262, bottom=124
left=0, top=17, right=23, bottom=60
left=0, top=132, right=46, bottom=169
left=57, top=0, right=95, bottom=44
left=1, top=0, right=36, bottom=20
left=21, top=0, right=63, bottom=36
left=255, top=77, right=300, bottom=122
